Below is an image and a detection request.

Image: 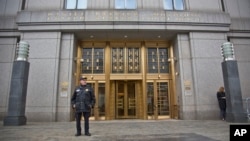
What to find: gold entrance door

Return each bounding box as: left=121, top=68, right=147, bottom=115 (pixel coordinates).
left=116, top=81, right=136, bottom=119
left=147, top=81, right=170, bottom=119
left=157, top=82, right=170, bottom=119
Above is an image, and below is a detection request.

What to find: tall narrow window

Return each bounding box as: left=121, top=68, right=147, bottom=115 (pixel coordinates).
left=147, top=48, right=169, bottom=73
left=98, top=83, right=105, bottom=117
left=112, top=48, right=124, bottom=73
left=159, top=49, right=168, bottom=73
left=115, top=0, right=137, bottom=9
left=147, top=48, right=158, bottom=73
left=147, top=82, right=154, bottom=116
left=128, top=48, right=140, bottom=73
left=65, top=0, right=87, bottom=9
left=21, top=0, right=26, bottom=10
left=93, top=49, right=104, bottom=73
left=164, top=0, right=184, bottom=10
left=82, top=48, right=92, bottom=73
left=221, top=0, right=225, bottom=12
left=82, top=48, right=104, bottom=74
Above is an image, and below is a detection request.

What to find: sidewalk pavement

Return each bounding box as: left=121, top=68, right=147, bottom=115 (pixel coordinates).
left=0, top=119, right=231, bottom=141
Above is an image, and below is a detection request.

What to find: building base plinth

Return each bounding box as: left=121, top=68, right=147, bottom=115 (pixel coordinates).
left=226, top=112, right=247, bottom=123
left=4, top=116, right=27, bottom=126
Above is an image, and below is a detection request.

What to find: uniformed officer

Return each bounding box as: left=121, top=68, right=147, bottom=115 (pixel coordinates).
left=71, top=76, right=95, bottom=136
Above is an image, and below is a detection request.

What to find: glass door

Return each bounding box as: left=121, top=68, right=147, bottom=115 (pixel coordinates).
left=157, top=82, right=169, bottom=117
left=98, top=83, right=105, bottom=119
left=147, top=81, right=170, bottom=119
left=147, top=82, right=154, bottom=119
left=88, top=82, right=106, bottom=120
left=116, top=81, right=136, bottom=118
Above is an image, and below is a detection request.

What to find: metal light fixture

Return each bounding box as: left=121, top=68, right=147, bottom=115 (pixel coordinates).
left=16, top=41, right=30, bottom=61
left=221, top=42, right=235, bottom=61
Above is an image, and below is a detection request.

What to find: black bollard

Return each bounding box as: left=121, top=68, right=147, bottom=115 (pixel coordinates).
left=222, top=61, right=247, bottom=123
left=3, top=61, right=30, bottom=125
left=3, top=41, right=30, bottom=126
left=221, top=42, right=247, bottom=123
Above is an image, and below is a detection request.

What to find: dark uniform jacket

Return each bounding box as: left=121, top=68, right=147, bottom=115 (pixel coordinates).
left=217, top=92, right=226, bottom=110
left=71, top=85, right=96, bottom=113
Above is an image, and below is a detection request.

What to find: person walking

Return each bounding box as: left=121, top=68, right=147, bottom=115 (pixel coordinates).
left=217, top=86, right=226, bottom=120
left=71, top=76, right=96, bottom=136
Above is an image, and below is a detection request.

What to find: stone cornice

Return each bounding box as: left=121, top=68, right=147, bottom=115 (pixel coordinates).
left=16, top=10, right=231, bottom=31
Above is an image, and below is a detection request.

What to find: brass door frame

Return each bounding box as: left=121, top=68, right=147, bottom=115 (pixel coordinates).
left=147, top=80, right=171, bottom=120
left=84, top=81, right=106, bottom=121
left=115, top=80, right=137, bottom=119
left=75, top=41, right=176, bottom=120
left=157, top=80, right=170, bottom=119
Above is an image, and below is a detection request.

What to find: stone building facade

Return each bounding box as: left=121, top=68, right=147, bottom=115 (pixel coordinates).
left=0, top=0, right=249, bottom=121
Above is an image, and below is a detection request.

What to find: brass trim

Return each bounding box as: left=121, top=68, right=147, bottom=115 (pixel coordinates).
left=110, top=74, right=143, bottom=80
left=153, top=80, right=158, bottom=119
left=94, top=81, right=99, bottom=120
left=77, top=41, right=175, bottom=120
left=169, top=45, right=178, bottom=119
left=141, top=43, right=147, bottom=119
left=115, top=80, right=139, bottom=119
left=80, top=74, right=105, bottom=81
left=147, top=74, right=171, bottom=80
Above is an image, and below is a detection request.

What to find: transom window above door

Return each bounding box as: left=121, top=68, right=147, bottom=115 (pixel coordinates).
left=115, top=0, right=137, bottom=9
left=65, top=0, right=87, bottom=9
left=81, top=48, right=104, bottom=74
left=147, top=48, right=169, bottom=73
left=112, top=48, right=140, bottom=73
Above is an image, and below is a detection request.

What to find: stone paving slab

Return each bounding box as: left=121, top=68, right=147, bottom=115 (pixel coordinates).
left=91, top=133, right=220, bottom=141
left=0, top=120, right=230, bottom=141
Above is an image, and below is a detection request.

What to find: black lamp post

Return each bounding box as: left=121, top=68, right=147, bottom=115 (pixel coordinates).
left=3, top=41, right=30, bottom=126
left=221, top=42, right=247, bottom=123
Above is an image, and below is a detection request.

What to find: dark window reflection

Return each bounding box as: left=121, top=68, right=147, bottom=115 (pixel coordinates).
left=147, top=48, right=169, bottom=73
left=82, top=48, right=104, bottom=74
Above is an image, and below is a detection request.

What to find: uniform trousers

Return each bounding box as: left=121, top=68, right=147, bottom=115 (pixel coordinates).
left=75, top=112, right=90, bottom=134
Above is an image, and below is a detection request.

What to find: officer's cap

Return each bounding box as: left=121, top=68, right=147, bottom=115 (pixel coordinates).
left=79, top=76, right=87, bottom=81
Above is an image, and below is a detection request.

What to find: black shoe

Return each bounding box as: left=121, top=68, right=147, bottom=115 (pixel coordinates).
left=75, top=133, right=81, bottom=136
left=85, top=133, right=91, bottom=136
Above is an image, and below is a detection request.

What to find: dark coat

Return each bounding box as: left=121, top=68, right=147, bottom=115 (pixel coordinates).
left=71, top=85, right=96, bottom=113
left=217, top=92, right=226, bottom=110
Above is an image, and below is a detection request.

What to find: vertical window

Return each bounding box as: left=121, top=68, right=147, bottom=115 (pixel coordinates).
left=221, top=0, right=225, bottom=12
left=21, top=0, right=26, bottom=10
left=164, top=0, right=173, bottom=10
left=128, top=48, right=140, bottom=73
left=164, top=0, right=184, bottom=10
left=98, top=83, right=105, bottom=117
left=147, top=48, right=169, bottom=73
left=88, top=83, right=95, bottom=117
left=115, top=0, right=137, bottom=9
left=82, top=48, right=104, bottom=74
left=159, top=49, right=168, bottom=73
left=93, top=49, right=104, bottom=73
left=147, top=82, right=154, bottom=116
left=112, top=48, right=124, bottom=73
left=112, top=48, right=140, bottom=73
left=147, top=48, right=158, bottom=73
left=82, top=48, right=92, bottom=73
left=66, top=0, right=87, bottom=9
